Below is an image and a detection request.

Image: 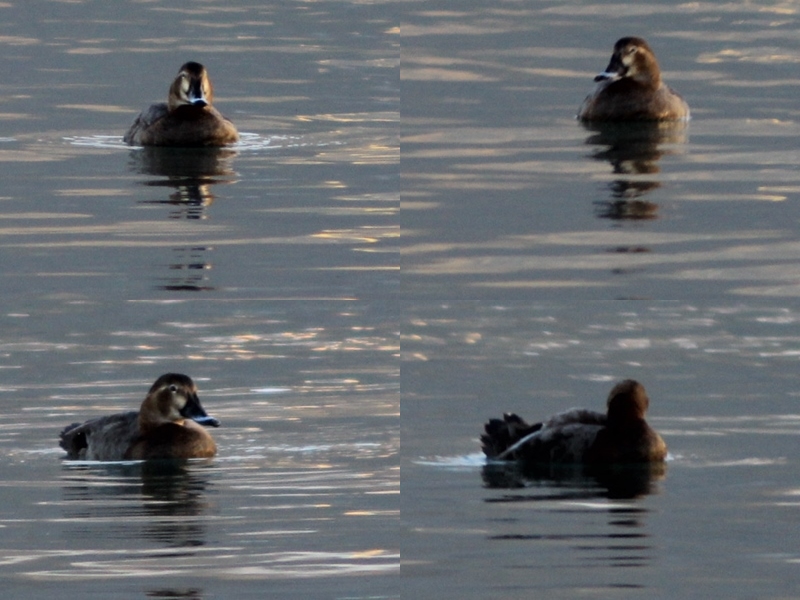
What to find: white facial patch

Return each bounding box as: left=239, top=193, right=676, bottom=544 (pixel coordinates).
left=595, top=71, right=620, bottom=81
left=621, top=47, right=639, bottom=73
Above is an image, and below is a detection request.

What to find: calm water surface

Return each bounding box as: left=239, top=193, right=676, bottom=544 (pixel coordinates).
left=0, top=1, right=398, bottom=599
left=403, top=2, right=800, bottom=599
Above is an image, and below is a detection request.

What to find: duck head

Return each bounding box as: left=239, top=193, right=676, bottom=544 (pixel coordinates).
left=139, top=373, right=220, bottom=430
left=605, top=379, right=649, bottom=426
left=594, top=37, right=662, bottom=89
left=167, top=62, right=215, bottom=111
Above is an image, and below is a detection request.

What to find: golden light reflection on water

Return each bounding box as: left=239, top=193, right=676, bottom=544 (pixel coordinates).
left=401, top=67, right=497, bottom=82
left=297, top=112, right=398, bottom=124
left=312, top=227, right=395, bottom=244
left=0, top=150, right=63, bottom=162
left=256, top=205, right=395, bottom=217
left=56, top=104, right=133, bottom=114
left=0, top=112, right=34, bottom=120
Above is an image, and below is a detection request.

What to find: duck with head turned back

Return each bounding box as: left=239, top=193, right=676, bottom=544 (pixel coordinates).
left=481, top=379, right=667, bottom=464
left=578, top=37, right=690, bottom=122
left=59, top=373, right=220, bottom=461
left=124, top=62, right=239, bottom=147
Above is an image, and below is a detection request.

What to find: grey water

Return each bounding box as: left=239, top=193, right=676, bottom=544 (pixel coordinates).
left=0, top=1, right=397, bottom=599
left=403, top=2, right=800, bottom=599
left=4, top=0, right=800, bottom=599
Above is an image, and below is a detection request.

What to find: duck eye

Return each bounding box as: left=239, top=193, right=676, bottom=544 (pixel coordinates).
left=169, top=384, right=178, bottom=392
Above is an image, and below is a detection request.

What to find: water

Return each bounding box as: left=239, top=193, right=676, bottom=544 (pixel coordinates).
left=0, top=1, right=397, bottom=598
left=401, top=306, right=800, bottom=588
left=402, top=2, right=800, bottom=598
left=5, top=0, right=800, bottom=598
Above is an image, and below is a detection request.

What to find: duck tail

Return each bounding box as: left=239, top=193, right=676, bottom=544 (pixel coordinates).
left=481, top=413, right=542, bottom=459
left=59, top=423, right=87, bottom=457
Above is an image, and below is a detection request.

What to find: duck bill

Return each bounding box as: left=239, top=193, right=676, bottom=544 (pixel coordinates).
left=180, top=393, right=221, bottom=427
left=594, top=56, right=625, bottom=82
left=185, top=77, right=209, bottom=107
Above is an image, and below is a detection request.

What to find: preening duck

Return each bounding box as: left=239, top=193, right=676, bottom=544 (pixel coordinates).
left=481, top=379, right=667, bottom=464
left=59, top=373, right=220, bottom=461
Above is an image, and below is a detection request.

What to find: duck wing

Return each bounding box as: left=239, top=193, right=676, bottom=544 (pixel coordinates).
left=482, top=408, right=607, bottom=462
left=59, top=411, right=139, bottom=460
left=481, top=413, right=542, bottom=459
left=123, top=103, right=169, bottom=145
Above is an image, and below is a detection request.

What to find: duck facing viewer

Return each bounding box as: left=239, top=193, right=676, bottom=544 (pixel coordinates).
left=123, top=62, right=239, bottom=147
left=578, top=37, right=690, bottom=122
left=59, top=373, right=220, bottom=461
left=481, top=379, right=667, bottom=464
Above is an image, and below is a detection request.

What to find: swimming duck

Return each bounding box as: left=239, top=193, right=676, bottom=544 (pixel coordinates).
left=123, top=62, right=239, bottom=147
left=578, top=37, right=690, bottom=121
left=481, top=379, right=667, bottom=464
left=59, top=373, right=220, bottom=461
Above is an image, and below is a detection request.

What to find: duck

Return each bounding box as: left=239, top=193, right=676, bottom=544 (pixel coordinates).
left=59, top=373, right=220, bottom=461
left=481, top=379, right=667, bottom=464
left=578, top=37, right=690, bottom=122
left=123, top=62, right=239, bottom=147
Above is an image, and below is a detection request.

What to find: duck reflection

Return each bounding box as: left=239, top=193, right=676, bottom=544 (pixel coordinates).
left=162, top=246, right=214, bottom=292
left=61, top=460, right=214, bottom=548
left=482, top=462, right=664, bottom=569
left=131, top=147, right=238, bottom=219
left=128, top=147, right=238, bottom=291
left=583, top=121, right=687, bottom=223
left=146, top=590, right=203, bottom=599
left=481, top=460, right=666, bottom=500
left=139, top=461, right=213, bottom=546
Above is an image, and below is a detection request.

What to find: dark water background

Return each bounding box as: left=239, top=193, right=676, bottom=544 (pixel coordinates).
left=0, top=1, right=398, bottom=599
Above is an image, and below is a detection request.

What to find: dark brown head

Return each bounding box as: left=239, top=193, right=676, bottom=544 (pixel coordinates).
left=139, top=373, right=220, bottom=431
left=594, top=37, right=662, bottom=88
left=167, top=62, right=215, bottom=111
left=606, top=379, right=650, bottom=426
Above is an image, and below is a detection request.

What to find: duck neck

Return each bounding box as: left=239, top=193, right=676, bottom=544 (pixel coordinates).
left=138, top=397, right=183, bottom=432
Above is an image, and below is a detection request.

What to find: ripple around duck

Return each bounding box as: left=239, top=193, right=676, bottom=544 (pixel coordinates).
left=63, top=133, right=306, bottom=152
left=413, top=454, right=486, bottom=469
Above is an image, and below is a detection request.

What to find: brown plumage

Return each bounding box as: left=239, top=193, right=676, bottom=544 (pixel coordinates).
left=124, top=62, right=239, bottom=147
left=578, top=37, right=689, bottom=121
left=59, top=373, right=219, bottom=461
left=481, top=380, right=667, bottom=464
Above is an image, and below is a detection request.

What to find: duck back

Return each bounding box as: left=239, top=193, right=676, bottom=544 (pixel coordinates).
left=59, top=411, right=139, bottom=461
left=482, top=409, right=607, bottom=462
